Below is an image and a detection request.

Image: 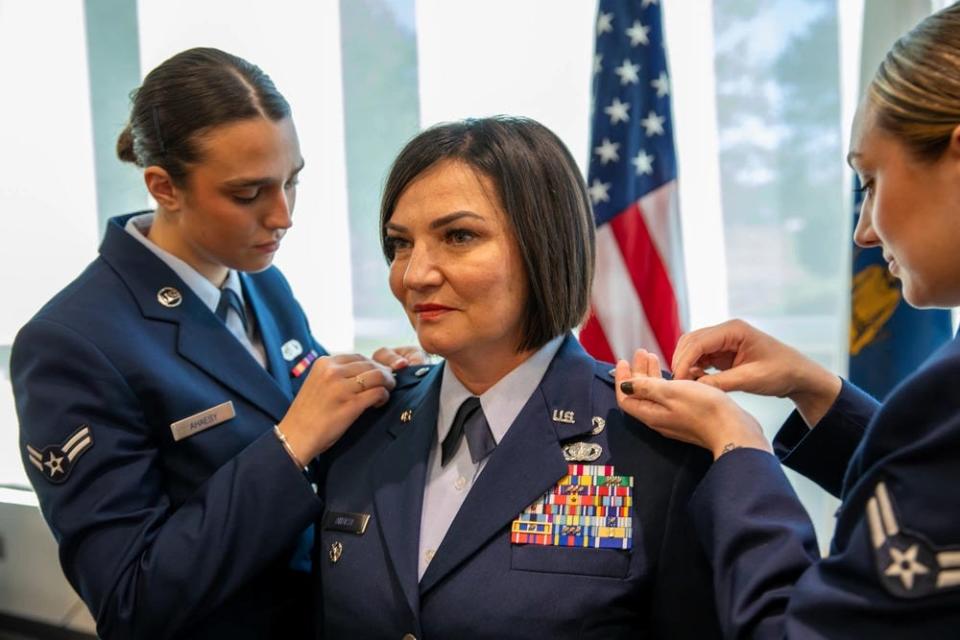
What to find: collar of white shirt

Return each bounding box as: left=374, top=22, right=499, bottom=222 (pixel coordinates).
left=436, top=334, right=565, bottom=447
left=125, top=212, right=245, bottom=313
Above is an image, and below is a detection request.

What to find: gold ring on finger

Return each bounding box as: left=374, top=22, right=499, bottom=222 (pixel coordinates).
left=354, top=374, right=366, bottom=391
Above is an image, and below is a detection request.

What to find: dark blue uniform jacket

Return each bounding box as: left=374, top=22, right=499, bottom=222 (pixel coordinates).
left=12, top=214, right=325, bottom=639
left=690, top=334, right=960, bottom=639
left=316, top=335, right=722, bottom=639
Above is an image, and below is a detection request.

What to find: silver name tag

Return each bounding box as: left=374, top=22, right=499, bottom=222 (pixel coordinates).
left=170, top=401, right=235, bottom=441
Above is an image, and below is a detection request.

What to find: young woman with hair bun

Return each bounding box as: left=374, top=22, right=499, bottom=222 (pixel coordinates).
left=12, top=47, right=417, bottom=639
left=617, top=5, right=960, bottom=636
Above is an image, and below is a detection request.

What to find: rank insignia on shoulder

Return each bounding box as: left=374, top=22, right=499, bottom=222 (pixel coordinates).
left=26, top=425, right=93, bottom=484
left=511, top=464, right=633, bottom=549
left=290, top=349, right=319, bottom=378
left=866, top=480, right=960, bottom=598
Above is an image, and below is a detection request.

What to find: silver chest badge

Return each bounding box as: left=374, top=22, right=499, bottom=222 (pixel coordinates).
left=563, top=441, right=603, bottom=462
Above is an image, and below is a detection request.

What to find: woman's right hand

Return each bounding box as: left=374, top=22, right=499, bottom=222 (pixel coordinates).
left=671, top=319, right=842, bottom=426
left=277, top=354, right=395, bottom=462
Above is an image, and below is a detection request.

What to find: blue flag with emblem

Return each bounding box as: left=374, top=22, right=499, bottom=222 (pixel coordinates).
left=848, top=176, right=952, bottom=400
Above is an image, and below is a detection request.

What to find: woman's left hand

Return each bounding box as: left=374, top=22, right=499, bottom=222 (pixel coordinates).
left=615, top=349, right=772, bottom=460
left=372, top=345, right=428, bottom=370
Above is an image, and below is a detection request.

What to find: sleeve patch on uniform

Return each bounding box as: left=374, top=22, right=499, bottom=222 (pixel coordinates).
left=25, top=424, right=93, bottom=484
left=866, top=480, right=960, bottom=598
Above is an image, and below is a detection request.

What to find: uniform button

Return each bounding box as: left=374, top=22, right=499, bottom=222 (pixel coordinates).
left=402, top=634, right=417, bottom=640
left=425, top=549, right=435, bottom=564
left=454, top=476, right=467, bottom=491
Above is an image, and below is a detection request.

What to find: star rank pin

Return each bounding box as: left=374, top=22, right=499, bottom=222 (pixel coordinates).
left=26, top=425, right=93, bottom=484
left=511, top=464, right=633, bottom=550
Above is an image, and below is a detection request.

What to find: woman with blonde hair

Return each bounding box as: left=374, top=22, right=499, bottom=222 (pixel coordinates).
left=617, top=4, right=960, bottom=637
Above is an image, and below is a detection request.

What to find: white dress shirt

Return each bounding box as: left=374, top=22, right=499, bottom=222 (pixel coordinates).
left=418, top=335, right=564, bottom=579
left=125, top=213, right=267, bottom=368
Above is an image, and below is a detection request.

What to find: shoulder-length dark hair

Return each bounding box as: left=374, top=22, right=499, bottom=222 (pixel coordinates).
left=380, top=116, right=596, bottom=352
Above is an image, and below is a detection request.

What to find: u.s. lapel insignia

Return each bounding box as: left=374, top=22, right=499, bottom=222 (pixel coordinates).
left=414, top=367, right=430, bottom=377
left=290, top=350, right=320, bottom=378
left=563, top=441, right=602, bottom=462
left=157, top=286, right=182, bottom=308
left=281, top=339, right=304, bottom=362
left=552, top=409, right=576, bottom=424
left=25, top=425, right=94, bottom=484
left=865, top=479, right=960, bottom=597
left=400, top=409, right=414, bottom=423
left=591, top=416, right=606, bottom=435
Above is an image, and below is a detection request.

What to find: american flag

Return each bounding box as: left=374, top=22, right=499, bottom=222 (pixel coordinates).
left=579, top=0, right=687, bottom=366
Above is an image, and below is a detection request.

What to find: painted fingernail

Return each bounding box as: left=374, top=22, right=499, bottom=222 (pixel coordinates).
left=620, top=381, right=634, bottom=395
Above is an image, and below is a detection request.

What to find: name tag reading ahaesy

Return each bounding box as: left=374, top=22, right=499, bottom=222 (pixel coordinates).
left=170, top=401, right=236, bottom=441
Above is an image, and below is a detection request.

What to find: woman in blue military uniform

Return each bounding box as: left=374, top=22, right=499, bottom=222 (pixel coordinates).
left=315, top=117, right=722, bottom=638
left=615, top=5, right=960, bottom=637
left=12, top=48, right=411, bottom=639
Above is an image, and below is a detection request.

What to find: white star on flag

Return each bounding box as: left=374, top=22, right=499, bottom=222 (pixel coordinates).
left=614, top=59, right=640, bottom=85
left=594, top=138, right=621, bottom=164
left=597, top=12, right=614, bottom=36
left=594, top=53, right=603, bottom=75
left=631, top=150, right=654, bottom=175
left=588, top=179, right=612, bottom=204
left=626, top=21, right=651, bottom=46
left=642, top=0, right=658, bottom=6
left=640, top=110, right=666, bottom=136
left=651, top=71, right=670, bottom=97
left=604, top=98, right=630, bottom=125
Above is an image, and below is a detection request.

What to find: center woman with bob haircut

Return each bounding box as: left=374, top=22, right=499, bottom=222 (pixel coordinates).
left=316, top=116, right=721, bottom=639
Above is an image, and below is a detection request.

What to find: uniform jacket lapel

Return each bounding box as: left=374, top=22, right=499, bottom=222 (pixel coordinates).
left=369, top=366, right=442, bottom=622
left=419, top=335, right=600, bottom=594
left=241, top=273, right=293, bottom=398
left=99, top=216, right=291, bottom=423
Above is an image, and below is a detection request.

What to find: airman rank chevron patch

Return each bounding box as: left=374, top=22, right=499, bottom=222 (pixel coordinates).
left=26, top=424, right=93, bottom=484
left=511, top=464, right=633, bottom=549
left=866, top=479, right=960, bottom=598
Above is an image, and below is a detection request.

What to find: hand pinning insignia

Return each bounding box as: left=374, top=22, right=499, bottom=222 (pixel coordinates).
left=866, top=480, right=960, bottom=597
left=25, top=425, right=94, bottom=484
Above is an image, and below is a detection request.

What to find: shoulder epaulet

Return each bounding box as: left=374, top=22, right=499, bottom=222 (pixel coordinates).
left=394, top=363, right=437, bottom=390
left=593, top=361, right=617, bottom=386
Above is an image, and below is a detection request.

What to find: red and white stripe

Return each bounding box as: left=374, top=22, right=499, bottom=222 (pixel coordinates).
left=581, top=182, right=685, bottom=367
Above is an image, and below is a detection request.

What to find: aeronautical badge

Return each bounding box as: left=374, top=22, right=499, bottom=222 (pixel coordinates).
left=25, top=425, right=93, bottom=484
left=865, top=480, right=960, bottom=598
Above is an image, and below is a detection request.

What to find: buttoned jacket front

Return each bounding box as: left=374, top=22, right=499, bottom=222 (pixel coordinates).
left=12, top=213, right=325, bottom=639
left=317, top=335, right=721, bottom=640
